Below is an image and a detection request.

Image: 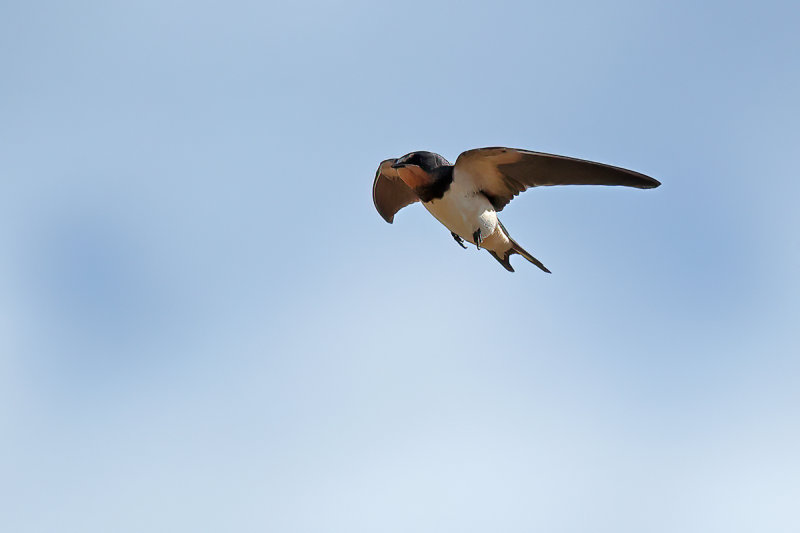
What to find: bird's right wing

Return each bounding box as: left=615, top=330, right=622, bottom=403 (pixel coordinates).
left=372, top=158, right=420, bottom=223
left=454, top=147, right=660, bottom=211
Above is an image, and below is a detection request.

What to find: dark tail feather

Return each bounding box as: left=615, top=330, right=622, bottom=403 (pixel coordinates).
left=489, top=250, right=515, bottom=272
left=509, top=239, right=551, bottom=273
left=494, top=220, right=551, bottom=273
left=488, top=242, right=550, bottom=273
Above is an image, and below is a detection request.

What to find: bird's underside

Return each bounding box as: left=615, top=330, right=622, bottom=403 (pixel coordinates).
left=373, top=147, right=660, bottom=273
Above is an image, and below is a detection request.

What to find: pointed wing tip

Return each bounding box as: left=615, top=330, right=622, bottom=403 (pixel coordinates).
left=632, top=175, right=660, bottom=189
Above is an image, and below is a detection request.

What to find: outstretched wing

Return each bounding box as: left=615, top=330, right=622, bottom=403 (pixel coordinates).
left=372, top=158, right=419, bottom=223
left=454, top=147, right=660, bottom=211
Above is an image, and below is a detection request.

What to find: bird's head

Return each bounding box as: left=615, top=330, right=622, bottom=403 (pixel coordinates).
left=391, top=151, right=448, bottom=172
left=391, top=151, right=450, bottom=189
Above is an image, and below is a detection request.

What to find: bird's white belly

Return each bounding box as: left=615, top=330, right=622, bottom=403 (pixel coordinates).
left=423, top=189, right=497, bottom=244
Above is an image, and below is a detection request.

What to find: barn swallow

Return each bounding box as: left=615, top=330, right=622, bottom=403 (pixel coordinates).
left=373, top=147, right=660, bottom=272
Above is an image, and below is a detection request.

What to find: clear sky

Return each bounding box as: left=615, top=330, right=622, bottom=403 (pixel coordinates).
left=2, top=1, right=799, bottom=531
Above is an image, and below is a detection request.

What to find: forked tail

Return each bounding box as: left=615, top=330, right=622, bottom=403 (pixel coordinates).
left=508, top=239, right=551, bottom=273
left=490, top=221, right=551, bottom=273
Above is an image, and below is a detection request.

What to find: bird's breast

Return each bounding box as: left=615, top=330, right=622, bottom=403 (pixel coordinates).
left=423, top=188, right=497, bottom=243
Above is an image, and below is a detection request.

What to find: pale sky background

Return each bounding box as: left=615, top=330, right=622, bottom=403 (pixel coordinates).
left=2, top=1, right=799, bottom=532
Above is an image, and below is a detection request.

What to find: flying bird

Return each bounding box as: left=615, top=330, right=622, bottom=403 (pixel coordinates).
left=372, top=147, right=660, bottom=272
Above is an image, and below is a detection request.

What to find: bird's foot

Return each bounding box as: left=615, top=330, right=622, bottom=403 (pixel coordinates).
left=451, top=232, right=468, bottom=249
left=473, top=228, right=482, bottom=250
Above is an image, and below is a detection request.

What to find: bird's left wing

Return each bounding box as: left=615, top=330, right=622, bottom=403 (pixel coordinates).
left=372, top=158, right=419, bottom=223
left=454, top=147, right=660, bottom=211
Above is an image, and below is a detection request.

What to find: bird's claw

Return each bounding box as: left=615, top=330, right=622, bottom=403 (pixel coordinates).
left=451, top=232, right=468, bottom=249
left=473, top=229, right=482, bottom=250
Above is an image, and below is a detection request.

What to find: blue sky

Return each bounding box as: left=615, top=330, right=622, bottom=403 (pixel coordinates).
left=1, top=1, right=799, bottom=531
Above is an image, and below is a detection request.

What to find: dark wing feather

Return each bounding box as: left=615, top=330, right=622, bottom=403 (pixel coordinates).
left=454, top=147, right=660, bottom=211
left=372, top=159, right=419, bottom=223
